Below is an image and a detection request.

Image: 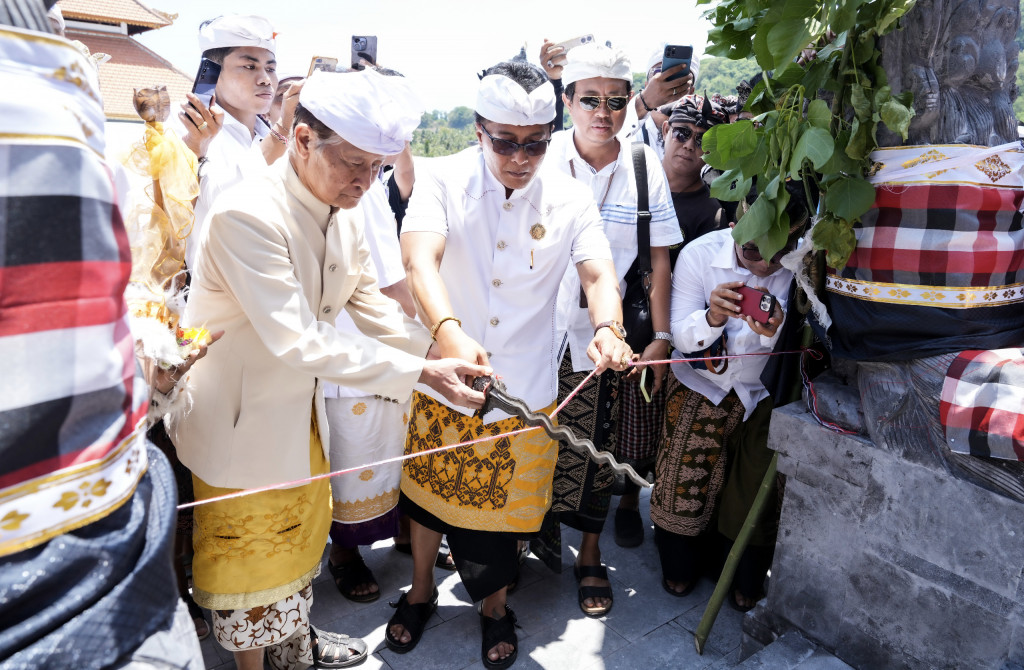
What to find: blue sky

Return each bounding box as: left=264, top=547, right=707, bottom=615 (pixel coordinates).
left=134, top=0, right=711, bottom=113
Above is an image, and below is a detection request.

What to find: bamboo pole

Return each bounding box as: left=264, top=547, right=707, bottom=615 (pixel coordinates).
left=694, top=452, right=779, bottom=655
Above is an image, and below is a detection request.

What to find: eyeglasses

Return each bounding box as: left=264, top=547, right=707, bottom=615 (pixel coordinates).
left=671, top=126, right=704, bottom=148
left=740, top=241, right=796, bottom=265
left=478, top=124, right=551, bottom=157
left=577, top=96, right=630, bottom=112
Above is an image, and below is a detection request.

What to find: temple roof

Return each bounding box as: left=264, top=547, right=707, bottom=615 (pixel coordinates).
left=66, top=28, right=191, bottom=121
left=58, top=0, right=173, bottom=31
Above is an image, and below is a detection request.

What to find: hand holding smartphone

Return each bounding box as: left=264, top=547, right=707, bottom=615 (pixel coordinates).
left=351, top=35, right=377, bottom=70
left=191, top=58, right=220, bottom=109
left=554, top=34, right=595, bottom=52
left=735, top=285, right=778, bottom=325
left=662, top=44, right=693, bottom=83
left=307, top=56, right=338, bottom=77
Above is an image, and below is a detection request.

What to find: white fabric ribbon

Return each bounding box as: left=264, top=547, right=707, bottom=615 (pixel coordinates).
left=475, top=75, right=555, bottom=126
left=868, top=141, right=1023, bottom=184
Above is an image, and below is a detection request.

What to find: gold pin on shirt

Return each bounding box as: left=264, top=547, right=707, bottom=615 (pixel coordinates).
left=530, top=223, right=545, bottom=240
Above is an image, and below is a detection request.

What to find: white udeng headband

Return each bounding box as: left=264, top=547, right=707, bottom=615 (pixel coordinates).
left=475, top=75, right=556, bottom=126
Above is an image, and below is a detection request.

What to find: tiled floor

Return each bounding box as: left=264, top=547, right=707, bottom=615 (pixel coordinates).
left=201, top=488, right=747, bottom=669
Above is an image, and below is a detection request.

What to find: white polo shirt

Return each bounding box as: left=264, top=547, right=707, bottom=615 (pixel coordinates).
left=548, top=129, right=682, bottom=370
left=324, top=176, right=409, bottom=400
left=402, top=147, right=613, bottom=421
left=184, top=111, right=270, bottom=270
left=670, top=228, right=793, bottom=420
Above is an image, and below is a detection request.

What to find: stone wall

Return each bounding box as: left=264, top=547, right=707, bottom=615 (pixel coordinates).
left=745, top=404, right=1024, bottom=669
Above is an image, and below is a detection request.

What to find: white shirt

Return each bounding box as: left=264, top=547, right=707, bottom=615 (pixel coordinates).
left=669, top=228, right=792, bottom=420
left=324, top=176, right=410, bottom=399
left=185, top=110, right=270, bottom=270
left=548, top=129, right=682, bottom=370
left=402, top=147, right=612, bottom=421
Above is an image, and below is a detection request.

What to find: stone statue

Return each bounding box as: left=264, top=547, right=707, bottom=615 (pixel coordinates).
left=816, top=0, right=1024, bottom=502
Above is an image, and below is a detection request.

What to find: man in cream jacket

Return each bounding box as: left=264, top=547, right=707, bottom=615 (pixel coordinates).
left=171, top=70, right=488, bottom=670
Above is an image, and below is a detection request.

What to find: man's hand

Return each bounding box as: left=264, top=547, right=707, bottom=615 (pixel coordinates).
left=642, top=64, right=694, bottom=110
left=150, top=330, right=224, bottom=394
left=418, top=358, right=491, bottom=410
left=539, top=39, right=567, bottom=80
left=178, top=93, right=224, bottom=159
left=706, top=280, right=745, bottom=327
left=275, top=80, right=304, bottom=137
left=625, top=338, right=669, bottom=393
left=587, top=328, right=633, bottom=374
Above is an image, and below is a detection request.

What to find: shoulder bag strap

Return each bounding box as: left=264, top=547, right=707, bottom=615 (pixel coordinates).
left=631, top=142, right=652, bottom=283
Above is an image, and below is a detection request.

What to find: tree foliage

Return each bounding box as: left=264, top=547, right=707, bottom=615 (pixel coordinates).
left=699, top=0, right=918, bottom=270
left=694, top=57, right=761, bottom=98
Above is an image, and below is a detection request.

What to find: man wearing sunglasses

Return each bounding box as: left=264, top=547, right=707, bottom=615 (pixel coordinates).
left=662, top=95, right=731, bottom=264
left=394, top=60, right=631, bottom=669
left=533, top=43, right=682, bottom=616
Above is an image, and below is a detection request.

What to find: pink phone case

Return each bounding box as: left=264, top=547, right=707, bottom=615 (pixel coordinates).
left=736, top=286, right=777, bottom=325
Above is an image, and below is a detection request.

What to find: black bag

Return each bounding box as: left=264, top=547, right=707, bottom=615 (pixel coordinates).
left=621, top=142, right=653, bottom=351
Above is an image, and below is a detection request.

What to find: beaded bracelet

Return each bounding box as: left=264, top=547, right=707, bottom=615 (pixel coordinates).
left=430, top=316, right=462, bottom=340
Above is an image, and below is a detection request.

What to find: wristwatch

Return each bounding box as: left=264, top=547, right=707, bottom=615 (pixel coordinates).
left=654, top=331, right=673, bottom=342
left=594, top=320, right=627, bottom=341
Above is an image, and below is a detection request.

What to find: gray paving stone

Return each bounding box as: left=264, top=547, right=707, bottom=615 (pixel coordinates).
left=520, top=616, right=629, bottom=670
left=593, top=622, right=721, bottom=670
left=674, top=591, right=748, bottom=657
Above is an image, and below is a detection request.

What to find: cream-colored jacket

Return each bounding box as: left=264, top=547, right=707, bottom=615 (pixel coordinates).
left=172, top=159, right=432, bottom=489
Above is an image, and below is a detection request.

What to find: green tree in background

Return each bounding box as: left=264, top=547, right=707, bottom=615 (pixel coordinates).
left=694, top=57, right=761, bottom=99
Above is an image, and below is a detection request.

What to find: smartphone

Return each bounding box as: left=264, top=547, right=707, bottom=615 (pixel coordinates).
left=307, top=56, right=338, bottom=77
left=640, top=366, right=655, bottom=404
left=662, top=44, right=693, bottom=83
left=555, top=34, right=595, bottom=52
left=351, top=35, right=378, bottom=70
left=191, top=58, right=221, bottom=108
left=736, top=285, right=778, bottom=325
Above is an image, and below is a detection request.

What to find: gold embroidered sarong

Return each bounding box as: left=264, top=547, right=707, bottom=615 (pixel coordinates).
left=191, top=418, right=331, bottom=610
left=400, top=391, right=558, bottom=533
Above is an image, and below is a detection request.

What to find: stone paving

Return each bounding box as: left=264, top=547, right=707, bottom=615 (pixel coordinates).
left=201, top=487, right=748, bottom=670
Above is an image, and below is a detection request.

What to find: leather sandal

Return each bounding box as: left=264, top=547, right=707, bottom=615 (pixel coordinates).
left=310, top=627, right=368, bottom=668
left=573, top=563, right=614, bottom=618
left=384, top=587, right=438, bottom=654
left=480, top=604, right=519, bottom=669
left=327, top=555, right=379, bottom=603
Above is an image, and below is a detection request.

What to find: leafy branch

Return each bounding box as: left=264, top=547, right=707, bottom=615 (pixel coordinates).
left=698, top=0, right=918, bottom=269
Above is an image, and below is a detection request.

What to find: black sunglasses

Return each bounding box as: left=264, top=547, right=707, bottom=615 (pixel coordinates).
left=578, top=95, right=630, bottom=112
left=740, top=241, right=796, bottom=265
left=478, top=124, right=550, bottom=157
left=671, top=126, right=704, bottom=148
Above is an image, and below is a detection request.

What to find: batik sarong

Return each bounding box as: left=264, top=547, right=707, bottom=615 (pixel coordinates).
left=400, top=391, right=558, bottom=534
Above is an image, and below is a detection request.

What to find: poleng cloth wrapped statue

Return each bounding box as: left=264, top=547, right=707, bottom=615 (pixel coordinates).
left=817, top=143, right=1024, bottom=462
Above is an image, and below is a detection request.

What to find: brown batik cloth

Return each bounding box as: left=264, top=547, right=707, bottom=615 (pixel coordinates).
left=649, top=374, right=745, bottom=536
left=212, top=583, right=314, bottom=669
left=530, top=350, right=620, bottom=571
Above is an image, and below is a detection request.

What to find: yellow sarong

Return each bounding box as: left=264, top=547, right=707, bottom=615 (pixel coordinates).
left=191, top=418, right=331, bottom=610
left=400, top=391, right=557, bottom=533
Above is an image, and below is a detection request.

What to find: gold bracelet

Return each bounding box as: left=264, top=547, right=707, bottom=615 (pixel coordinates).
left=430, top=316, right=461, bottom=340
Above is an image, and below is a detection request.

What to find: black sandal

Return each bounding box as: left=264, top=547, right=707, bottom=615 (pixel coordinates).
left=574, top=563, right=614, bottom=618
left=480, top=604, right=519, bottom=669
left=327, top=555, right=380, bottom=603
left=310, top=627, right=368, bottom=668
left=383, top=587, right=438, bottom=654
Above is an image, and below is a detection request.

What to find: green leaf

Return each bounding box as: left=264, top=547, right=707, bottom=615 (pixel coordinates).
left=830, top=0, right=862, bottom=35
left=880, top=99, right=913, bottom=140
left=732, top=193, right=775, bottom=244
left=824, top=176, right=876, bottom=221
left=873, top=84, right=891, bottom=107
left=710, top=168, right=753, bottom=202
left=766, top=18, right=814, bottom=67
left=752, top=25, right=775, bottom=70
left=806, top=99, right=832, bottom=130
left=845, top=117, right=875, bottom=160
left=789, top=126, right=835, bottom=178
left=764, top=174, right=782, bottom=199
left=702, top=122, right=757, bottom=170
left=850, top=83, right=871, bottom=120
left=811, top=213, right=857, bottom=270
